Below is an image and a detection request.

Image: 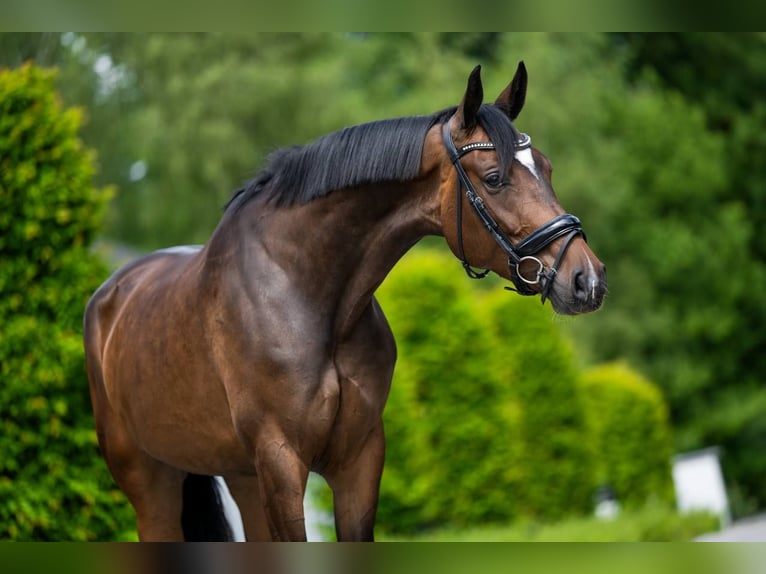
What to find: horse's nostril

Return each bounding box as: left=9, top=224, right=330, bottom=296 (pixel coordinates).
left=574, top=270, right=589, bottom=302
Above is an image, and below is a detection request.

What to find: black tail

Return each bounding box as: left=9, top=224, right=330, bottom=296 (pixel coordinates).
left=181, top=474, right=233, bottom=541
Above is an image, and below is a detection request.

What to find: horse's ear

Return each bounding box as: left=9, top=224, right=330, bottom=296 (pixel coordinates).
left=455, top=65, right=483, bottom=131
left=495, top=61, right=527, bottom=120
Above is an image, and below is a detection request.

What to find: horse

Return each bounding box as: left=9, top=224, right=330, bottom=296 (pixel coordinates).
left=83, top=62, right=607, bottom=542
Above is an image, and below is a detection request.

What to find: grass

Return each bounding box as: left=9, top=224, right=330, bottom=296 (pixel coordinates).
left=376, top=505, right=721, bottom=542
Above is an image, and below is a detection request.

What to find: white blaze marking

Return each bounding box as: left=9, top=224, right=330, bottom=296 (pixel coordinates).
left=586, top=256, right=598, bottom=299
left=515, top=147, right=541, bottom=181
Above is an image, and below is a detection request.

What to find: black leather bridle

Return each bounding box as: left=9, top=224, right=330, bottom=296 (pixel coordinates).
left=442, top=121, right=586, bottom=304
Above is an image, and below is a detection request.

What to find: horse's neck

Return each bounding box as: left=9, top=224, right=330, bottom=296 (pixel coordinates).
left=218, top=181, right=440, bottom=338
left=325, top=182, right=441, bottom=337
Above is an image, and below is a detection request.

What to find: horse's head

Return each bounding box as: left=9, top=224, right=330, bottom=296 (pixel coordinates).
left=437, top=63, right=607, bottom=315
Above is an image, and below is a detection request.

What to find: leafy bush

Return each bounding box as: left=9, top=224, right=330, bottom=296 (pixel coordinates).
left=372, top=248, right=595, bottom=534
left=480, top=289, right=596, bottom=521
left=578, top=362, right=675, bottom=509
left=350, top=246, right=678, bottom=536
left=0, top=63, right=132, bottom=539
left=375, top=250, right=526, bottom=533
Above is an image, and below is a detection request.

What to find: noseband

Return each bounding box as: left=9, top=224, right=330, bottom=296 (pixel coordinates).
left=442, top=121, right=586, bottom=303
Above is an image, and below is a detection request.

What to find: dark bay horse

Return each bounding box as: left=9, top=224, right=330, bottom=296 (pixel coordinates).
left=84, top=63, right=607, bottom=541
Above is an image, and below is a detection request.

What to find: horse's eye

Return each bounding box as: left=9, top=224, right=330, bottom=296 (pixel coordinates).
left=483, top=172, right=504, bottom=190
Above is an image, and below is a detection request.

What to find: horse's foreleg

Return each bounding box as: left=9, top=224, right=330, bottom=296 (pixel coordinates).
left=325, top=421, right=385, bottom=542
left=254, top=435, right=310, bottom=541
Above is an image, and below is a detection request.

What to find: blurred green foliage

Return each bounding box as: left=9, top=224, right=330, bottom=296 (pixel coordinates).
left=481, top=288, right=594, bottom=521
left=0, top=64, right=133, bottom=539
left=374, top=251, right=528, bottom=532
left=613, top=32, right=766, bottom=517
left=371, top=249, right=673, bottom=535
left=579, top=362, right=675, bottom=509
left=381, top=502, right=719, bottom=542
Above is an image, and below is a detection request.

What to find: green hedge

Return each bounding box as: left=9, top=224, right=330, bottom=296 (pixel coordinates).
left=374, top=251, right=526, bottom=533
left=0, top=63, right=133, bottom=540
left=354, top=248, right=677, bottom=536
left=480, top=290, right=595, bottom=521
left=579, top=362, right=675, bottom=509
left=373, top=249, right=596, bottom=534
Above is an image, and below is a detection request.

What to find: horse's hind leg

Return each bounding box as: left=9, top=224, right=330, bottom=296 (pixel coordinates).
left=99, top=422, right=186, bottom=541
left=129, top=462, right=187, bottom=541
left=223, top=474, right=271, bottom=541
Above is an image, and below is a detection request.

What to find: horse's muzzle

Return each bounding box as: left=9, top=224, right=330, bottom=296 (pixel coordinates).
left=556, top=262, right=607, bottom=315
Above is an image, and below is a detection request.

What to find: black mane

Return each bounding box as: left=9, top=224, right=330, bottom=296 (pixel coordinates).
left=225, top=104, right=520, bottom=212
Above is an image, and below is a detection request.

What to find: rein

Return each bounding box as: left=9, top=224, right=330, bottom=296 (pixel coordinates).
left=441, top=121, right=585, bottom=303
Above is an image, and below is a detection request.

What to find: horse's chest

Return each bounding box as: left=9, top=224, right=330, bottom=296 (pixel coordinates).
left=307, top=367, right=383, bottom=471
left=310, top=361, right=382, bottom=434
